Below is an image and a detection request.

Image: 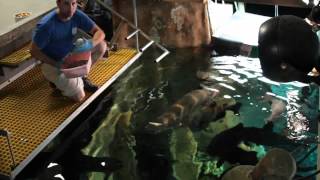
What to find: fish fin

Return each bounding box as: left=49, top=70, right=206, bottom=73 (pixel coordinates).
left=263, top=121, right=274, bottom=130
left=234, top=123, right=244, bottom=129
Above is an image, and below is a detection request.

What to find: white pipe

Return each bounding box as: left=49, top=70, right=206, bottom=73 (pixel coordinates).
left=125, top=30, right=140, bottom=40
left=140, top=40, right=154, bottom=52
left=132, top=0, right=139, bottom=50
left=155, top=51, right=169, bottom=63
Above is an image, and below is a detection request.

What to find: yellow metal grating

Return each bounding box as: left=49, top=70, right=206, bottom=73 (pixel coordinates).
left=0, top=48, right=136, bottom=177
left=0, top=43, right=32, bottom=66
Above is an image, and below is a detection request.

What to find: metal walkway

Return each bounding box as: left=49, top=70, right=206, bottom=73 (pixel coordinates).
left=0, top=0, right=169, bottom=178
left=0, top=48, right=139, bottom=179
left=0, top=43, right=31, bottom=67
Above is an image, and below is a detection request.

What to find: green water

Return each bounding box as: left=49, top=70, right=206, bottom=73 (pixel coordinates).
left=83, top=48, right=319, bottom=180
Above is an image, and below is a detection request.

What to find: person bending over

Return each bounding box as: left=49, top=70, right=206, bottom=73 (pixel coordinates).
left=31, top=0, right=107, bottom=102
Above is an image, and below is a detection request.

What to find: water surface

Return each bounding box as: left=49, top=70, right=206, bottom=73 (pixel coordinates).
left=83, top=48, right=319, bottom=180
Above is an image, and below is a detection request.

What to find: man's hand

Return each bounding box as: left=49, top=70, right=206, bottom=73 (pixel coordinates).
left=54, top=60, right=65, bottom=72
left=72, top=38, right=94, bottom=53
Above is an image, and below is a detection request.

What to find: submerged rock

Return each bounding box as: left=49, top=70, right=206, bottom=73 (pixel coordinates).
left=110, top=111, right=139, bottom=180
left=221, top=148, right=296, bottom=180
left=169, top=127, right=201, bottom=180
left=82, top=105, right=135, bottom=180
left=173, top=162, right=202, bottom=180
left=170, top=127, right=197, bottom=161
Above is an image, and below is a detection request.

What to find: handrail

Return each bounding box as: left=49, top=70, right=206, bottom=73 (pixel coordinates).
left=0, top=129, right=16, bottom=169
left=94, top=0, right=169, bottom=62
left=132, top=0, right=139, bottom=51
left=275, top=4, right=279, bottom=16
left=125, top=30, right=139, bottom=40
left=140, top=40, right=154, bottom=52
left=223, top=0, right=309, bottom=8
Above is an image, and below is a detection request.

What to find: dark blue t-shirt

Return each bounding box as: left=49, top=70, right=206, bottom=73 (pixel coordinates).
left=32, top=9, right=95, bottom=61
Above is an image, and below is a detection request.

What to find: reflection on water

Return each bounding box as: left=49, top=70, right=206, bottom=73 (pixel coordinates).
left=83, top=48, right=319, bottom=180
left=286, top=90, right=310, bottom=140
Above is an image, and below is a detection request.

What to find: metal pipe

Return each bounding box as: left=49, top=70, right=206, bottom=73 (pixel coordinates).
left=6, top=133, right=16, bottom=168
left=155, top=50, right=169, bottom=63
left=94, top=0, right=169, bottom=54
left=140, top=40, right=154, bottom=52
left=234, top=1, right=238, bottom=11
left=132, top=0, right=139, bottom=50
left=0, top=130, right=16, bottom=167
left=275, top=5, right=279, bottom=16
left=223, top=0, right=308, bottom=8
left=125, top=30, right=139, bottom=40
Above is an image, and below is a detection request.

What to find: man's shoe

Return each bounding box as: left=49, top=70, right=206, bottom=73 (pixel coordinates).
left=82, top=77, right=99, bottom=92
left=49, top=82, right=57, bottom=89
left=49, top=82, right=63, bottom=97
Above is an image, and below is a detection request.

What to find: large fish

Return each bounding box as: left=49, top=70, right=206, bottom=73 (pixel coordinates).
left=146, top=89, right=240, bottom=133
left=207, top=123, right=303, bottom=166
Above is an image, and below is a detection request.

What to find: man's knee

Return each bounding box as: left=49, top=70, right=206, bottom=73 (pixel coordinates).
left=71, top=90, right=85, bottom=102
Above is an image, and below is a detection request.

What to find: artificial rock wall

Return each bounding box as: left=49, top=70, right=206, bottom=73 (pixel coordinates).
left=112, top=0, right=211, bottom=48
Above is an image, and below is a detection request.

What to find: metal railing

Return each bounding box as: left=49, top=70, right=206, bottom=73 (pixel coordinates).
left=95, top=0, right=169, bottom=63
left=0, top=129, right=16, bottom=169
left=274, top=4, right=279, bottom=17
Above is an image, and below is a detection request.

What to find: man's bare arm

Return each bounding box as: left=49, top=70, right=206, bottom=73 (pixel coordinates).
left=30, top=42, right=60, bottom=67
left=90, top=25, right=105, bottom=47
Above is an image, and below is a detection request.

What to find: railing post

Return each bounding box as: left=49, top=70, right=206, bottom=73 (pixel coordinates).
left=275, top=5, right=279, bottom=16
left=94, top=0, right=169, bottom=62
left=0, top=129, right=16, bottom=168
left=132, top=0, right=139, bottom=51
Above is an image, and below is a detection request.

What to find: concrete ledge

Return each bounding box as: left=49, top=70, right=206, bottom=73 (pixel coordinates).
left=0, top=0, right=56, bottom=59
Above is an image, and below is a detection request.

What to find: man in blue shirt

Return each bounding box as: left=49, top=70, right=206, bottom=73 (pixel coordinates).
left=31, top=0, right=107, bottom=102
